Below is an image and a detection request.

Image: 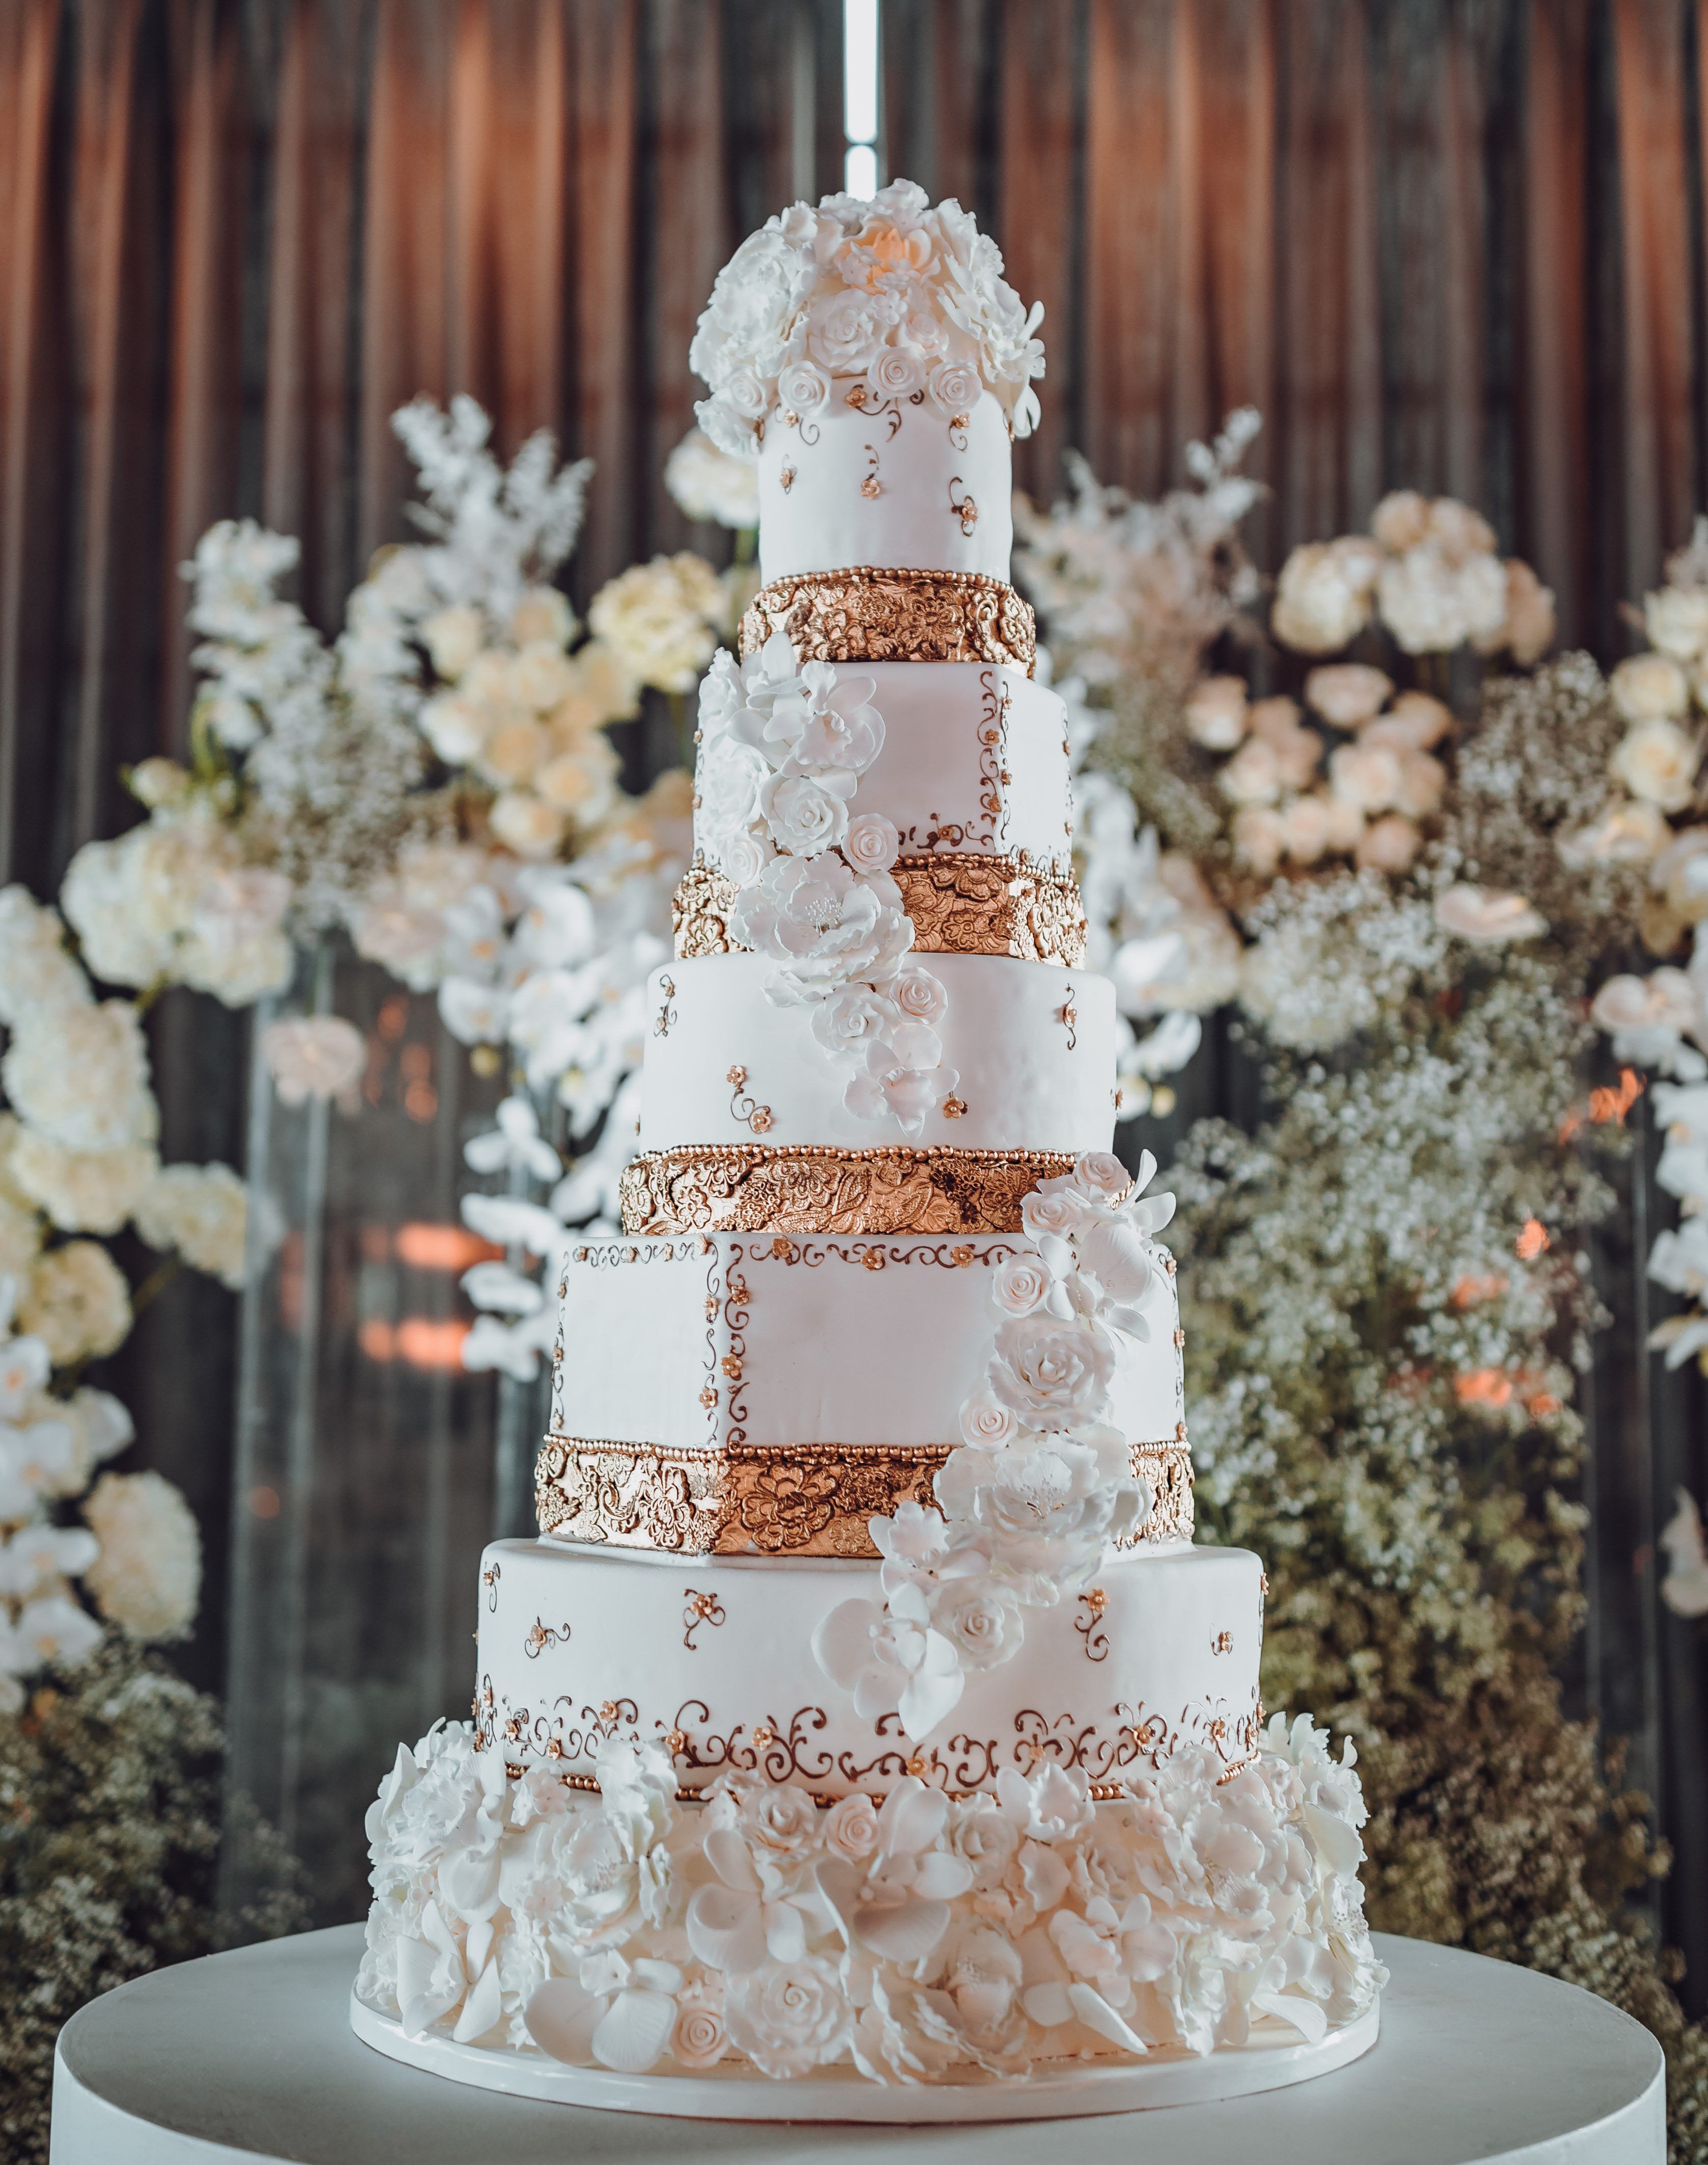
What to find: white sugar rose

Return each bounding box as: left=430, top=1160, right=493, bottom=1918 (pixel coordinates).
left=842, top=812, right=900, bottom=874
left=1304, top=663, right=1393, bottom=729
left=738, top=1782, right=823, bottom=1866
left=82, top=1469, right=201, bottom=1640
left=1611, top=652, right=1690, bottom=724
left=696, top=736, right=768, bottom=849
left=958, top=1387, right=1024, bottom=1446
left=759, top=770, right=853, bottom=855
left=1611, top=718, right=1700, bottom=811
left=809, top=289, right=892, bottom=377
left=811, top=986, right=899, bottom=1056
left=717, top=829, right=774, bottom=887
left=723, top=366, right=769, bottom=421
left=3, top=1000, right=156, bottom=1153
left=823, top=1792, right=880, bottom=1861
left=869, top=346, right=924, bottom=399
left=776, top=360, right=832, bottom=417
left=1071, top=1151, right=1132, bottom=1203
left=1647, top=584, right=1708, bottom=662
left=927, top=359, right=981, bottom=413
left=669, top=1983, right=729, bottom=2069
left=931, top=1579, right=1025, bottom=1671
left=1020, top=1187, right=1088, bottom=1241
left=988, top=1316, right=1114, bottom=1426
left=890, top=965, right=947, bottom=1025
left=1184, top=675, right=1248, bottom=750
left=1433, top=884, right=1546, bottom=945
left=134, top=1163, right=248, bottom=1290
left=724, top=1956, right=851, bottom=2080
left=947, top=1805, right=1020, bottom=1892
left=989, top=1254, right=1053, bottom=1318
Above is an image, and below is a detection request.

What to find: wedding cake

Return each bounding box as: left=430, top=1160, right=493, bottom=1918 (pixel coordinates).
left=352, top=181, right=1384, bottom=2118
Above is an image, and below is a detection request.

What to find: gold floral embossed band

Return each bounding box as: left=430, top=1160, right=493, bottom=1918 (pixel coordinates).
left=737, top=565, right=1037, bottom=672
left=534, top=1435, right=1195, bottom=1557
left=674, top=852, right=1087, bottom=967
left=619, top=1143, right=1075, bottom=1237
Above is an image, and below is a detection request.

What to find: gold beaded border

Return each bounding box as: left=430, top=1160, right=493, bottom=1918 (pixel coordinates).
left=738, top=565, right=1037, bottom=672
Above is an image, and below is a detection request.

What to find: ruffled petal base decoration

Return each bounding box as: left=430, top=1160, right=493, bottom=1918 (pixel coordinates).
left=738, top=566, right=1037, bottom=673
left=674, top=854, right=1088, bottom=967
left=532, top=1435, right=1196, bottom=1556
left=618, top=1144, right=1078, bottom=1236
left=352, top=1721, right=1384, bottom=2111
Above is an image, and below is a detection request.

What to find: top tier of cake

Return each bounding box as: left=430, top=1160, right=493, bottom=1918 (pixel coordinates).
left=692, top=179, right=1044, bottom=589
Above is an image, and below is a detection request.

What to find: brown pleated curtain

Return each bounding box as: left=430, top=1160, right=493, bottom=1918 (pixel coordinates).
left=0, top=0, right=1705, bottom=1979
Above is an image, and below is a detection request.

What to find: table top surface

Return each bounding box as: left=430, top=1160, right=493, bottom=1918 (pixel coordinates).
left=54, top=1923, right=1665, bottom=2164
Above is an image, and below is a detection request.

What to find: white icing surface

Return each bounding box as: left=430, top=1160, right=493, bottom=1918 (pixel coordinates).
left=639, top=954, right=1117, bottom=1154
left=757, top=388, right=1013, bottom=583
left=550, top=1229, right=1184, bottom=1455
left=692, top=662, right=1073, bottom=869
left=477, top=1537, right=1262, bottom=1796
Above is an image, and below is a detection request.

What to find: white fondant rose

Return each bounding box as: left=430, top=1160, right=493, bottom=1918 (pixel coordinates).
left=987, top=1318, right=1114, bottom=1426
left=809, top=289, right=892, bottom=376
left=843, top=812, right=900, bottom=874
left=930, top=1579, right=1025, bottom=1671
left=696, top=737, right=768, bottom=847
left=823, top=1792, right=880, bottom=1861
left=670, top=1984, right=729, bottom=2068
left=776, top=359, right=831, bottom=417
left=988, top=1255, right=1052, bottom=1319
left=723, top=366, right=769, bottom=421
left=725, top=1955, right=852, bottom=2079
left=717, top=829, right=773, bottom=886
left=812, top=985, right=899, bottom=1056
left=890, top=965, right=947, bottom=1025
left=927, top=358, right=981, bottom=413
left=946, top=1806, right=1020, bottom=1893
left=958, top=1386, right=1024, bottom=1446
left=1070, top=1151, right=1133, bottom=1204
left=738, top=1783, right=823, bottom=1866
left=1020, top=1187, right=1089, bottom=1243
left=869, top=346, right=925, bottom=399
left=730, top=855, right=913, bottom=1003
left=759, top=769, right=855, bottom=854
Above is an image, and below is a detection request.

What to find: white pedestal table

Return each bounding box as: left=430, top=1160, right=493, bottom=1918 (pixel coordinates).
left=49, top=1923, right=1664, bottom=2163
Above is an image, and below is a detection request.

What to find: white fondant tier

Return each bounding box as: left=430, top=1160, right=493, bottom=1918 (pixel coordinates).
left=639, top=954, right=1117, bottom=1156
left=757, top=387, right=1013, bottom=583
left=693, top=661, right=1072, bottom=869
left=548, top=1228, right=1183, bottom=1459
left=475, top=1537, right=1263, bottom=1799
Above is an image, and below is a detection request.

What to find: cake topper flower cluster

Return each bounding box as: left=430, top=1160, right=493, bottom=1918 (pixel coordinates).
left=690, top=179, right=1047, bottom=462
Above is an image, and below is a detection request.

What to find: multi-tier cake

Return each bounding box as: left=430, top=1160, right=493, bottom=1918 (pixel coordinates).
left=353, top=182, right=1384, bottom=2118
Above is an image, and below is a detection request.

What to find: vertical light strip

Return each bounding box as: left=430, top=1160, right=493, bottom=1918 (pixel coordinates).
left=843, top=0, right=879, bottom=196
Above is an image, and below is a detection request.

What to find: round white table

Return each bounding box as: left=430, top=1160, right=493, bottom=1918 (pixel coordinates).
left=50, top=1923, right=1664, bottom=2163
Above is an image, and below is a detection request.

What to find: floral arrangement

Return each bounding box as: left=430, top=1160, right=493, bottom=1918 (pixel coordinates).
left=358, top=1712, right=1381, bottom=2084
left=691, top=178, right=1046, bottom=460
left=1017, top=427, right=1708, bottom=2150
left=816, top=1151, right=1171, bottom=1736
left=695, top=635, right=961, bottom=1136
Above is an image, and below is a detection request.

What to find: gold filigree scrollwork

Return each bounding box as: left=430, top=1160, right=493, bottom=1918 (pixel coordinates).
left=682, top=1589, right=726, bottom=1649
left=948, top=476, right=978, bottom=534
left=535, top=1435, right=1194, bottom=1555
left=860, top=445, right=881, bottom=499
left=653, top=974, right=677, bottom=1038
left=524, top=1618, right=572, bottom=1659
left=1058, top=984, right=1078, bottom=1050
left=1075, top=1588, right=1110, bottom=1661
left=672, top=852, right=1086, bottom=967
left=618, top=1143, right=1076, bottom=1237
left=726, top=1065, right=774, bottom=1136
left=948, top=411, right=970, bottom=451
left=482, top=1562, right=501, bottom=1612
left=738, top=566, right=1036, bottom=673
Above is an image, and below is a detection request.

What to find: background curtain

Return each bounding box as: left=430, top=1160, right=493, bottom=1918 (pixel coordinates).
left=0, top=0, right=1703, bottom=1992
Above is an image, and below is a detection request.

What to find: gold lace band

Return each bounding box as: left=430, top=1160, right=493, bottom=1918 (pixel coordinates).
left=674, top=852, right=1087, bottom=966
left=619, top=1143, right=1074, bottom=1236
left=738, top=566, right=1037, bottom=672
left=534, top=1436, right=1195, bottom=1557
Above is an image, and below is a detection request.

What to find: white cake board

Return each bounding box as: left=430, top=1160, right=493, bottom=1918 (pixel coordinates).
left=349, top=1985, right=1378, bottom=2121
left=50, top=1923, right=1667, bottom=2164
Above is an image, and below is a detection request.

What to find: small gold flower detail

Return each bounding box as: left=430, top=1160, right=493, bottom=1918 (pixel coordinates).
left=753, top=1722, right=775, bottom=1750
left=666, top=1728, right=688, bottom=1755
left=780, top=463, right=796, bottom=493
left=726, top=1065, right=746, bottom=1088
left=598, top=1700, right=618, bottom=1725
left=720, top=1354, right=743, bottom=1380
left=951, top=1246, right=973, bottom=1268
left=942, top=1095, right=967, bottom=1119
left=862, top=1249, right=885, bottom=1271
left=699, top=1386, right=717, bottom=1410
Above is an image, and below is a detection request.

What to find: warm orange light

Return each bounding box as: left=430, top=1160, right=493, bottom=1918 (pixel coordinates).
left=378, top=994, right=409, bottom=1042
left=394, top=1223, right=501, bottom=1271
left=1451, top=1273, right=1509, bottom=1309
left=394, top=1317, right=471, bottom=1369
left=1515, top=1219, right=1550, bottom=1260
left=1455, top=1369, right=1514, bottom=1407
left=359, top=1318, right=395, bottom=1361
left=250, top=1485, right=281, bottom=1518
left=1589, top=1067, right=1645, bottom=1127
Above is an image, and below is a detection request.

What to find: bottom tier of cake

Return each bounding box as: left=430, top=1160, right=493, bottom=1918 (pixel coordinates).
left=473, top=1537, right=1263, bottom=1798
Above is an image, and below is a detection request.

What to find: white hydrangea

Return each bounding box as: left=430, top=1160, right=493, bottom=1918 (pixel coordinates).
left=81, top=1470, right=201, bottom=1641
left=0, top=887, right=91, bottom=1024
left=2, top=999, right=157, bottom=1152
left=18, top=1242, right=132, bottom=1366
left=663, top=427, right=760, bottom=530
left=7, top=1129, right=158, bottom=1236
left=134, top=1163, right=248, bottom=1290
